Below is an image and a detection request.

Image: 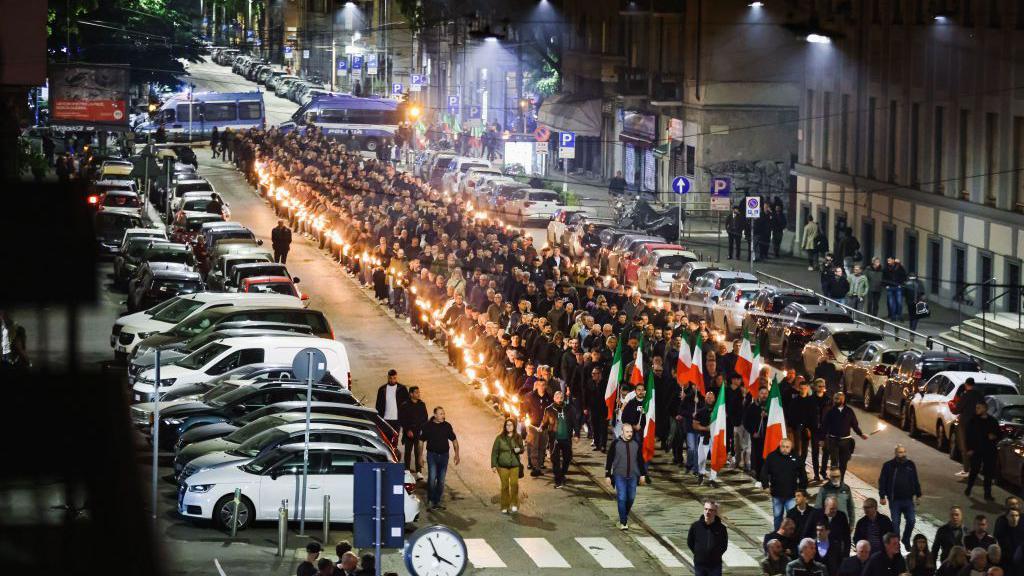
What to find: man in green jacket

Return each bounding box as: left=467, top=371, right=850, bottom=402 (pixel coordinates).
left=848, top=265, right=869, bottom=311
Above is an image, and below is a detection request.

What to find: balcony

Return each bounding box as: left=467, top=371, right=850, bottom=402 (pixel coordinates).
left=651, top=74, right=682, bottom=103
left=616, top=67, right=649, bottom=96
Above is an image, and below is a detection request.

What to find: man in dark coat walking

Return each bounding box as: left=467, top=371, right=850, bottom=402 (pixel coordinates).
left=688, top=499, right=729, bottom=576
left=375, top=369, right=410, bottom=435
left=272, top=219, right=293, bottom=264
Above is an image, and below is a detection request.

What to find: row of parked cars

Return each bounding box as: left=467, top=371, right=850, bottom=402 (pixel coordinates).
left=214, top=49, right=332, bottom=107
left=96, top=143, right=421, bottom=530
left=544, top=208, right=1024, bottom=488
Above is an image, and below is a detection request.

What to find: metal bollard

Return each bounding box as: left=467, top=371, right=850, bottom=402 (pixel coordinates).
left=276, top=499, right=288, bottom=556
left=229, top=488, right=241, bottom=538
left=322, top=494, right=330, bottom=546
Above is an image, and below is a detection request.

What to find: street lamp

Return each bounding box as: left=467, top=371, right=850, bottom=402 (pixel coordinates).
left=806, top=33, right=832, bottom=44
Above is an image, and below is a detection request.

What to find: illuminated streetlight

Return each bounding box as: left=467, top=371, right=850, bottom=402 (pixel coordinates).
left=748, top=1, right=765, bottom=6
left=806, top=33, right=832, bottom=44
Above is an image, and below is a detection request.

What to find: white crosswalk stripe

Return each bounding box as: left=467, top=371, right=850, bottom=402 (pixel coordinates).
left=514, top=537, right=572, bottom=568
left=575, top=537, right=633, bottom=568
left=465, top=538, right=507, bottom=568
left=723, top=543, right=760, bottom=567
left=634, top=536, right=686, bottom=568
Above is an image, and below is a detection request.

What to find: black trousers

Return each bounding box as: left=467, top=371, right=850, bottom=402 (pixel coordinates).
left=728, top=234, right=742, bottom=259
left=966, top=452, right=996, bottom=496
left=274, top=248, right=289, bottom=264
left=551, top=439, right=572, bottom=484
left=827, top=437, right=854, bottom=483
left=811, top=431, right=830, bottom=479
left=671, top=420, right=687, bottom=464
left=590, top=404, right=608, bottom=451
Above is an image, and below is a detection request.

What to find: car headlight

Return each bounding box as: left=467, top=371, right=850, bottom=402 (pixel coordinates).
left=188, top=484, right=214, bottom=493
left=158, top=378, right=177, bottom=387
left=137, top=332, right=156, bottom=340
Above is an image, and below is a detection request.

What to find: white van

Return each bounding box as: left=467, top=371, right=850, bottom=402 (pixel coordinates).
left=111, top=292, right=303, bottom=359
left=132, top=335, right=351, bottom=402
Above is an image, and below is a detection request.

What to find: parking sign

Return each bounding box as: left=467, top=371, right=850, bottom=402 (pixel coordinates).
left=392, top=83, right=403, bottom=94
left=745, top=196, right=761, bottom=218
left=710, top=177, right=732, bottom=210
left=447, top=95, right=460, bottom=114
left=559, top=131, right=576, bottom=159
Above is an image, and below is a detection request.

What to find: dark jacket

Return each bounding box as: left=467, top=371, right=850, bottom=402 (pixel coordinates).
left=398, top=399, right=428, bottom=441
left=965, top=413, right=1000, bottom=456
left=853, top=513, right=894, bottom=554
left=878, top=457, right=922, bottom=501
left=541, top=401, right=578, bottom=442
left=687, top=516, right=729, bottom=569
left=784, top=558, right=828, bottom=576
left=930, top=522, right=965, bottom=563
left=836, top=555, right=867, bottom=576
left=787, top=505, right=817, bottom=541
left=272, top=225, right=293, bottom=250
left=375, top=383, right=410, bottom=420
left=760, top=449, right=808, bottom=500
left=805, top=509, right=851, bottom=552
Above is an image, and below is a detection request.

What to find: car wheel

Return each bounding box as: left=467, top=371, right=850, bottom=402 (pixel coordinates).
left=907, top=409, right=918, bottom=437
left=364, top=138, right=379, bottom=152
left=213, top=494, right=254, bottom=531
left=936, top=423, right=949, bottom=451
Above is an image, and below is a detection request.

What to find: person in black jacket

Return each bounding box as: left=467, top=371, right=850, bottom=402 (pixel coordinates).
left=272, top=219, right=293, bottom=263
left=761, top=438, right=808, bottom=530
left=931, top=505, right=965, bottom=564
left=725, top=206, right=744, bottom=260
left=964, top=401, right=1001, bottom=500
left=813, top=520, right=846, bottom=576
left=744, top=386, right=769, bottom=478
left=861, top=533, right=908, bottom=576
left=787, top=490, right=817, bottom=541
left=955, top=377, right=986, bottom=475
left=852, top=498, right=893, bottom=555
left=375, top=369, right=410, bottom=434
left=687, top=499, right=729, bottom=576
left=877, top=444, right=922, bottom=549
left=398, top=386, right=428, bottom=480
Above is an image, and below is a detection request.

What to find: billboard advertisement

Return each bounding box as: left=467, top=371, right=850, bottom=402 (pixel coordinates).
left=49, top=64, right=130, bottom=127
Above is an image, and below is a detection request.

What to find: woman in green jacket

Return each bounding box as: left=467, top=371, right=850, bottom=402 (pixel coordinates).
left=490, top=418, right=525, bottom=513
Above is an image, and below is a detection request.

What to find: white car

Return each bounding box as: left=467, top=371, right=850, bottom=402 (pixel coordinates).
left=111, top=292, right=304, bottom=359
left=178, top=443, right=421, bottom=530
left=175, top=191, right=231, bottom=219
left=460, top=166, right=503, bottom=195
left=442, top=157, right=491, bottom=192
left=801, top=323, right=885, bottom=376
left=840, top=341, right=916, bottom=410
left=132, top=335, right=350, bottom=401
left=710, top=282, right=765, bottom=338
left=504, top=188, right=563, bottom=223
left=97, top=189, right=143, bottom=218
left=119, top=227, right=167, bottom=252
left=684, top=271, right=757, bottom=320
left=908, top=371, right=1020, bottom=451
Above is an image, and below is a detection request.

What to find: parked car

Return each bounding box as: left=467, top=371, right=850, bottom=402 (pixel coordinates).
left=114, top=237, right=172, bottom=288
left=95, top=211, right=144, bottom=257
left=668, top=262, right=723, bottom=302
left=127, top=264, right=205, bottom=312
left=801, top=323, right=885, bottom=377
left=227, top=262, right=293, bottom=292
left=460, top=166, right=503, bottom=195
left=170, top=211, right=227, bottom=244
left=606, top=235, right=666, bottom=282
left=985, top=394, right=1024, bottom=439
left=240, top=275, right=308, bottom=304
left=881, top=350, right=980, bottom=424
left=596, top=228, right=633, bottom=274
left=620, top=243, right=685, bottom=288
left=177, top=443, right=421, bottom=530
left=996, top=437, right=1024, bottom=488
left=504, top=188, right=564, bottom=224
left=763, top=303, right=852, bottom=361
left=684, top=271, right=758, bottom=320
left=907, top=372, right=1019, bottom=452
left=840, top=341, right=917, bottom=410
left=710, top=282, right=766, bottom=338
left=97, top=190, right=143, bottom=218
left=636, top=249, right=699, bottom=296
left=567, top=218, right=616, bottom=260
left=206, top=252, right=275, bottom=292
left=742, top=286, right=824, bottom=347
left=442, top=157, right=491, bottom=192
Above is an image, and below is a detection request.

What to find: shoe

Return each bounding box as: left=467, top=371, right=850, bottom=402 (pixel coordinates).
left=621, top=523, right=629, bottom=531
left=510, top=506, right=518, bottom=513
left=501, top=509, right=508, bottom=514
left=554, top=483, right=563, bottom=489
left=697, top=475, right=705, bottom=486
left=984, top=494, right=995, bottom=501
left=955, top=470, right=969, bottom=477
left=530, top=469, right=542, bottom=477
left=416, top=472, right=424, bottom=481
left=618, top=523, right=628, bottom=530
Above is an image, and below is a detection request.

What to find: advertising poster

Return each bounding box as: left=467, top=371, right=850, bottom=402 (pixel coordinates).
left=49, top=64, right=129, bottom=127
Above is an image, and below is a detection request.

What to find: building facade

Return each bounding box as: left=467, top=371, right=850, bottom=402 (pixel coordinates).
left=796, top=0, right=1024, bottom=313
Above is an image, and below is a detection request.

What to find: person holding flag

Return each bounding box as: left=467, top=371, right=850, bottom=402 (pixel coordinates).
left=761, top=438, right=808, bottom=530
left=707, top=383, right=730, bottom=485
left=693, top=389, right=718, bottom=487
left=604, top=335, right=624, bottom=434
left=735, top=330, right=763, bottom=394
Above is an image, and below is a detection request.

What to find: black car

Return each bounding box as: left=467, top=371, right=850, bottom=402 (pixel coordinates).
left=95, top=211, right=143, bottom=257
left=114, top=237, right=172, bottom=287
left=172, top=401, right=394, bottom=451
left=880, top=350, right=980, bottom=423
left=137, top=381, right=357, bottom=449
left=742, top=286, right=824, bottom=346
left=127, top=265, right=205, bottom=312
left=763, top=302, right=852, bottom=361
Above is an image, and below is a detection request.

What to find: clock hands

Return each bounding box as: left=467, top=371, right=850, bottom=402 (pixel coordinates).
left=427, top=537, right=455, bottom=568
left=436, top=555, right=456, bottom=567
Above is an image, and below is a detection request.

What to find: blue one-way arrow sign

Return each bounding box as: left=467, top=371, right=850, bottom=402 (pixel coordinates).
left=672, top=176, right=691, bottom=195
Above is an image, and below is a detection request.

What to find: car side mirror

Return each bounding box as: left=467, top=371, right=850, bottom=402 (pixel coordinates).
left=256, top=239, right=264, bottom=246
left=268, top=469, right=280, bottom=480
left=292, top=277, right=301, bottom=284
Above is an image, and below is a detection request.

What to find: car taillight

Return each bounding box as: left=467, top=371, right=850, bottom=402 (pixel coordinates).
left=947, top=396, right=959, bottom=413
left=404, top=482, right=416, bottom=494
left=872, top=365, right=889, bottom=375
left=913, top=370, right=922, bottom=380
left=999, top=424, right=1018, bottom=437
left=87, top=195, right=99, bottom=205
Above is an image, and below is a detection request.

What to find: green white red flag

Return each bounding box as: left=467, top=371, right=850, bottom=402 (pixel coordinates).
left=762, top=377, right=788, bottom=458
left=736, top=330, right=763, bottom=394
left=641, top=370, right=656, bottom=462
left=605, top=337, right=623, bottom=420
left=629, top=334, right=645, bottom=386
left=708, top=383, right=728, bottom=472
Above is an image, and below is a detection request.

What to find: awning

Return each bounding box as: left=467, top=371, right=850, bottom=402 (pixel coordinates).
left=537, top=94, right=602, bottom=138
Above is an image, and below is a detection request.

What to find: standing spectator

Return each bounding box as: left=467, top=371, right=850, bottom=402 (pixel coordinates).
left=210, top=126, right=220, bottom=158
left=809, top=378, right=832, bottom=482
left=761, top=438, right=808, bottom=530
left=688, top=499, right=729, bottom=576
left=586, top=367, right=609, bottom=453
left=821, top=391, right=867, bottom=484
left=935, top=546, right=968, bottom=576
left=0, top=310, right=29, bottom=372
left=964, top=515, right=997, bottom=551
left=932, top=506, right=966, bottom=564
left=745, top=385, right=770, bottom=479
left=964, top=402, right=1001, bottom=500
left=398, top=386, right=428, bottom=479
left=420, top=407, right=460, bottom=510
left=315, top=558, right=335, bottom=576
left=955, top=377, right=986, bottom=476
left=862, top=533, right=909, bottom=576
left=836, top=227, right=860, bottom=274
left=802, top=215, right=819, bottom=270
left=825, top=266, right=851, bottom=305
left=994, top=498, right=1022, bottom=560
left=813, top=521, right=846, bottom=576
left=878, top=444, right=922, bottom=549
left=608, top=170, right=627, bottom=197
left=42, top=132, right=55, bottom=165
left=490, top=418, right=524, bottom=514
left=271, top=219, right=293, bottom=264
left=524, top=378, right=552, bottom=475
left=754, top=207, right=772, bottom=261
left=785, top=538, right=828, bottom=576
left=206, top=192, right=224, bottom=217
left=222, top=127, right=234, bottom=161
left=848, top=265, right=869, bottom=311
left=905, top=534, right=935, bottom=576
left=604, top=424, right=647, bottom=530
left=771, top=204, right=787, bottom=258
left=787, top=490, right=817, bottom=541
left=297, top=542, right=322, bottom=576
left=837, top=541, right=872, bottom=576
left=763, top=518, right=799, bottom=559
left=853, top=498, right=894, bottom=556
left=375, top=369, right=409, bottom=434
left=865, top=257, right=884, bottom=316
left=761, top=538, right=791, bottom=576
left=806, top=495, right=852, bottom=553
left=816, top=468, right=856, bottom=526
left=726, top=206, right=744, bottom=260
left=542, top=390, right=577, bottom=488
left=960, top=548, right=989, bottom=576
left=882, top=257, right=908, bottom=320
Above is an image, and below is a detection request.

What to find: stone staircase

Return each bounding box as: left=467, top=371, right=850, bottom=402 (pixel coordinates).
left=940, top=311, right=1024, bottom=360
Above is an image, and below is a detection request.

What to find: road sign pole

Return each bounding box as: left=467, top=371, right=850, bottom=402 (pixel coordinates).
left=374, top=467, right=382, bottom=576
left=299, top=350, right=313, bottom=536
left=750, top=218, right=755, bottom=274
left=717, top=213, right=722, bottom=262
left=152, top=347, right=161, bottom=527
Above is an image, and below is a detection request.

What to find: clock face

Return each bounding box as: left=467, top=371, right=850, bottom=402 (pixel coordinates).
left=405, top=526, right=467, bottom=576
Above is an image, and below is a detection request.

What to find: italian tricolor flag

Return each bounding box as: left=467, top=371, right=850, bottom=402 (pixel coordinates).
left=708, top=383, right=728, bottom=472
left=676, top=331, right=693, bottom=386
left=690, top=334, right=704, bottom=394
left=762, top=377, right=788, bottom=458
left=605, top=337, right=624, bottom=420
left=629, top=334, right=645, bottom=386
left=641, top=370, right=656, bottom=462
left=676, top=333, right=704, bottom=393
left=736, top=330, right=763, bottom=394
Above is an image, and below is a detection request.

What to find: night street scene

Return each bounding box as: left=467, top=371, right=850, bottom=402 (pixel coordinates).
left=6, top=1, right=1024, bottom=576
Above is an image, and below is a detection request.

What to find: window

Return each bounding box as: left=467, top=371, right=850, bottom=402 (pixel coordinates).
left=928, top=239, right=942, bottom=294
left=685, top=145, right=695, bottom=176
left=206, top=348, right=265, bottom=375
left=926, top=376, right=943, bottom=395
left=1007, top=261, right=1021, bottom=312
left=910, top=103, right=920, bottom=187
left=905, top=231, right=918, bottom=274
left=888, top=101, right=899, bottom=183
left=823, top=92, right=832, bottom=169
left=806, top=90, right=815, bottom=164
left=270, top=452, right=327, bottom=476
left=958, top=109, right=970, bottom=196
left=324, top=453, right=360, bottom=475
left=840, top=94, right=850, bottom=172
left=867, top=97, right=877, bottom=178
left=985, top=112, right=999, bottom=206
left=883, top=225, right=896, bottom=259
left=1015, top=117, right=1024, bottom=209
left=175, top=104, right=192, bottom=122
left=953, top=245, right=967, bottom=301
left=861, top=219, right=875, bottom=263
left=934, top=106, right=945, bottom=194
left=980, top=253, right=993, bottom=311
left=203, top=102, right=237, bottom=121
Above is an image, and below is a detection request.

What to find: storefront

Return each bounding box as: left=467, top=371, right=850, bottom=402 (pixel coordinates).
left=536, top=94, right=602, bottom=176
left=619, top=109, right=658, bottom=194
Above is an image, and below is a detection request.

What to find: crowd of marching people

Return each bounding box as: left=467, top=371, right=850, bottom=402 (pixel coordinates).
left=226, top=125, right=1021, bottom=576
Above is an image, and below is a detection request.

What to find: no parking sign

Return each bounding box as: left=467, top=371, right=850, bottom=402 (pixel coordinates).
left=745, top=196, right=761, bottom=218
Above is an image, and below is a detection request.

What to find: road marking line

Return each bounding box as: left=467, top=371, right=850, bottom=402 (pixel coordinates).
left=723, top=543, right=760, bottom=567
left=465, top=538, right=507, bottom=568
left=514, top=537, right=571, bottom=568
left=663, top=536, right=695, bottom=565
left=634, top=536, right=685, bottom=568
left=575, top=537, right=633, bottom=568
left=214, top=559, right=227, bottom=576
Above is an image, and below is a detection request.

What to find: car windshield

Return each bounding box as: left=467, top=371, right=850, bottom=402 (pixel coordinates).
left=177, top=182, right=212, bottom=194
left=832, top=331, right=882, bottom=352
left=226, top=258, right=269, bottom=277
left=658, top=255, right=691, bottom=270
left=880, top=350, right=903, bottom=364
left=232, top=429, right=290, bottom=457
left=155, top=279, right=201, bottom=292
left=225, top=416, right=288, bottom=444
left=175, top=342, right=229, bottom=370
left=96, top=213, right=142, bottom=234
left=151, top=298, right=204, bottom=323
left=208, top=382, right=261, bottom=407
left=922, top=360, right=979, bottom=380
left=199, top=382, right=241, bottom=402
left=248, top=282, right=296, bottom=296
left=214, top=230, right=255, bottom=245
left=187, top=217, right=221, bottom=231
left=147, top=250, right=195, bottom=266
left=103, top=194, right=140, bottom=208
left=183, top=198, right=213, bottom=211
left=1000, top=405, right=1024, bottom=425
left=528, top=191, right=560, bottom=202
left=779, top=293, right=822, bottom=308
left=239, top=449, right=283, bottom=474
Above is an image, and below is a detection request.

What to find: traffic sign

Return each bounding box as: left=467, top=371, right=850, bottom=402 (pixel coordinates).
left=392, top=83, right=403, bottom=94
left=671, top=176, right=691, bottom=195
left=745, top=196, right=762, bottom=218
left=710, top=177, right=731, bottom=210
left=468, top=105, right=481, bottom=120
left=292, top=348, right=328, bottom=382
left=336, top=59, right=348, bottom=75
left=533, top=125, right=550, bottom=142
left=284, top=46, right=294, bottom=59
left=559, top=131, right=576, bottom=159
left=302, top=49, right=310, bottom=59
left=447, top=95, right=460, bottom=114
left=410, top=74, right=428, bottom=86
left=366, top=53, right=378, bottom=75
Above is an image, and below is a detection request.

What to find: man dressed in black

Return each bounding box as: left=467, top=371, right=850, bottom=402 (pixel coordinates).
left=272, top=219, right=293, bottom=263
